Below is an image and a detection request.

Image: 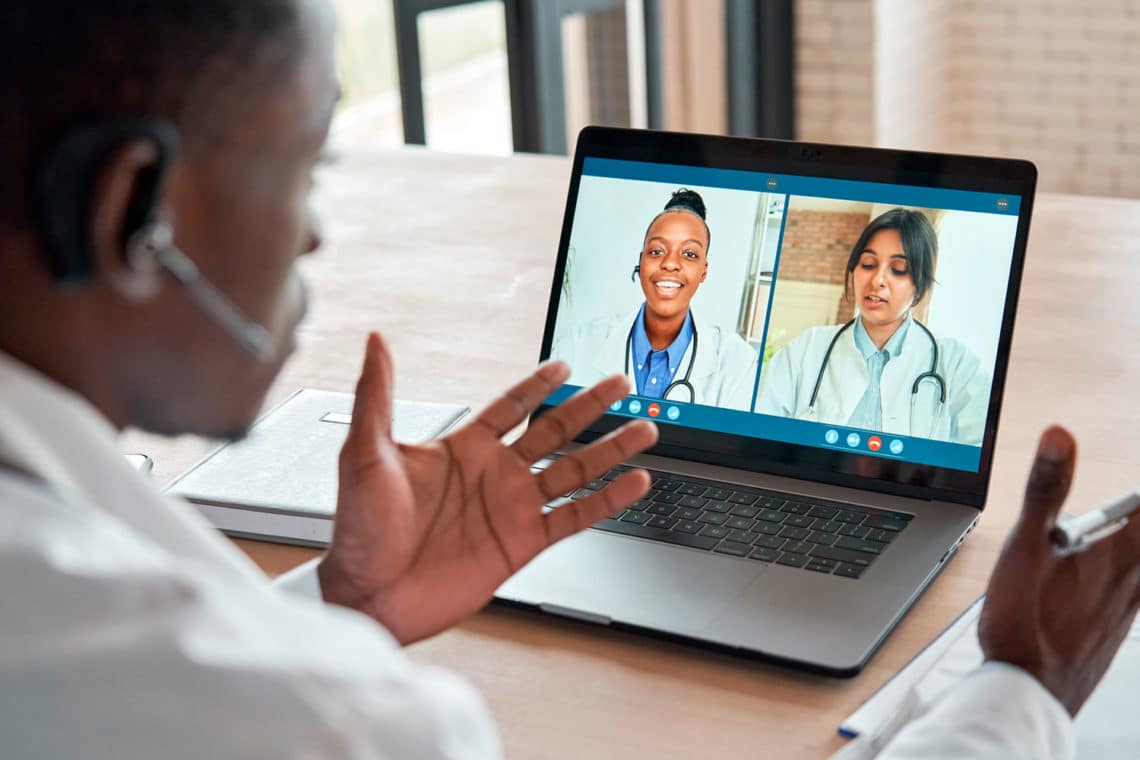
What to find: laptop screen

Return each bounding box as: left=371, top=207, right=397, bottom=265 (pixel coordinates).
left=539, top=129, right=1034, bottom=503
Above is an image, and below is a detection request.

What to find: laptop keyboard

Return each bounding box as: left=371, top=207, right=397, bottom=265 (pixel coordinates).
left=541, top=461, right=911, bottom=580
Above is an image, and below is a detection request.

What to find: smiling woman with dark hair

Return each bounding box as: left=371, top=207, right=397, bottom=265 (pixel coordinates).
left=754, top=207, right=991, bottom=444
left=553, top=188, right=758, bottom=411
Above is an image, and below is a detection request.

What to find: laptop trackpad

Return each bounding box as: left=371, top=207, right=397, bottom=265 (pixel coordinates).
left=495, top=528, right=765, bottom=641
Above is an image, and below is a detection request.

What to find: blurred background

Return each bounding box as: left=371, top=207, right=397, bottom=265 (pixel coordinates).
left=329, top=0, right=1140, bottom=198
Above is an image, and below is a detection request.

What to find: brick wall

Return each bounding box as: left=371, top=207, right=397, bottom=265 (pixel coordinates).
left=779, top=209, right=870, bottom=321
left=795, top=0, right=875, bottom=146
left=795, top=0, right=1140, bottom=198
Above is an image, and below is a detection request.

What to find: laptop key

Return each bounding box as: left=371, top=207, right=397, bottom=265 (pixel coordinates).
left=726, top=529, right=754, bottom=543
left=809, top=545, right=873, bottom=566
left=586, top=479, right=607, bottom=490
left=647, top=503, right=677, bottom=516
left=653, top=492, right=683, bottom=505
left=676, top=506, right=703, bottom=521
left=779, top=526, right=809, bottom=541
left=776, top=552, right=810, bottom=567
left=783, top=540, right=814, bottom=554
left=782, top=501, right=811, bottom=515
left=699, top=525, right=730, bottom=540
left=837, top=524, right=871, bottom=539
left=674, top=520, right=702, bottom=534
left=866, top=528, right=899, bottom=544
left=833, top=536, right=888, bottom=555
left=705, top=501, right=732, bottom=513
left=593, top=519, right=718, bottom=551
left=749, top=546, right=780, bottom=562
left=753, top=522, right=783, bottom=536
left=835, top=510, right=865, bottom=524
left=806, top=531, right=837, bottom=545
left=647, top=516, right=678, bottom=530
left=863, top=515, right=908, bottom=532
left=758, top=496, right=785, bottom=509
left=627, top=499, right=653, bottom=512
left=807, top=505, right=838, bottom=519
left=804, top=559, right=837, bottom=574
left=728, top=493, right=759, bottom=505
left=714, top=540, right=751, bottom=557
left=834, top=563, right=866, bottom=579
left=725, top=516, right=755, bottom=530
left=620, top=511, right=651, bottom=525
left=784, top=514, right=813, bottom=528
left=728, top=503, right=759, bottom=518
left=705, top=487, right=733, bottom=501
left=698, top=512, right=728, bottom=526
left=813, top=520, right=842, bottom=533
left=678, top=495, right=708, bottom=508
left=676, top=484, right=707, bottom=496
left=654, top=479, right=682, bottom=492
left=753, top=535, right=786, bottom=550
left=756, top=509, right=786, bottom=523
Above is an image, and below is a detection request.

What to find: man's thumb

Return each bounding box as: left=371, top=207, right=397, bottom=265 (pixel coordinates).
left=1017, top=425, right=1077, bottom=539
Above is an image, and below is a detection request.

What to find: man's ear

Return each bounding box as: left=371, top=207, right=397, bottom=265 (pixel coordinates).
left=88, top=139, right=167, bottom=300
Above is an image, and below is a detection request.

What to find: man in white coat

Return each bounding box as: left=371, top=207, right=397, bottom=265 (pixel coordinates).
left=2, top=2, right=1139, bottom=758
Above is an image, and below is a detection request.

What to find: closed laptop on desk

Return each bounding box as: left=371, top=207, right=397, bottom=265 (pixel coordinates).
left=495, top=126, right=1036, bottom=675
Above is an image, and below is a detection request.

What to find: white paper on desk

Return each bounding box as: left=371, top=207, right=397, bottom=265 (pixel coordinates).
left=836, top=600, right=1140, bottom=759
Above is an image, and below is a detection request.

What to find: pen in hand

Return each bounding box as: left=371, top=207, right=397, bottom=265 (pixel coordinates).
left=1051, top=491, right=1140, bottom=555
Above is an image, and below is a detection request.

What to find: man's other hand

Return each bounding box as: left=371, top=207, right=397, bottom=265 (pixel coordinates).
left=318, top=332, right=658, bottom=644
left=979, top=425, right=1140, bottom=715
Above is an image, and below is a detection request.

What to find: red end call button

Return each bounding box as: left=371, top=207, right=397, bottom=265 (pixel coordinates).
left=647, top=403, right=661, bottom=418
left=868, top=436, right=882, bottom=452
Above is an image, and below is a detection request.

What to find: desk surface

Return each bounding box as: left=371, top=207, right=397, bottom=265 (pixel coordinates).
left=122, top=146, right=1140, bottom=759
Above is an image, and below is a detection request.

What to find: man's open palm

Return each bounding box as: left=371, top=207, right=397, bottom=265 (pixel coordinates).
left=318, top=333, right=658, bottom=644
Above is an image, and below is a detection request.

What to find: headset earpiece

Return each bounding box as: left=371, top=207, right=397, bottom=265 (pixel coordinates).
left=33, top=117, right=179, bottom=284
left=631, top=264, right=640, bottom=282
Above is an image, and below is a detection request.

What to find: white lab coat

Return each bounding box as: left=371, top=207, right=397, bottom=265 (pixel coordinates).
left=0, top=350, right=1072, bottom=759
left=0, top=351, right=499, bottom=760
left=755, top=321, right=991, bottom=445
left=552, top=307, right=759, bottom=411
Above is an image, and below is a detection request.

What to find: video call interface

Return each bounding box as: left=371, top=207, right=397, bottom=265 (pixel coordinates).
left=545, top=158, right=1023, bottom=473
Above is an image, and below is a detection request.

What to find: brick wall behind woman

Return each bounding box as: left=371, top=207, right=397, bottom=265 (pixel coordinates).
left=778, top=209, right=869, bottom=322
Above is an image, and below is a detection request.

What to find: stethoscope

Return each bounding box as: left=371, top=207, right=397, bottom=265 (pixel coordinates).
left=624, top=311, right=699, bottom=403
left=807, top=316, right=947, bottom=435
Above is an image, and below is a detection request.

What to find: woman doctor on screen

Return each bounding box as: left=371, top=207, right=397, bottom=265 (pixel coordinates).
left=553, top=189, right=758, bottom=411
left=754, top=208, right=991, bottom=445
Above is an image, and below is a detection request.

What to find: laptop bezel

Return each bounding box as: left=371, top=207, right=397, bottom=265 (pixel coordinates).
left=534, top=126, right=1037, bottom=508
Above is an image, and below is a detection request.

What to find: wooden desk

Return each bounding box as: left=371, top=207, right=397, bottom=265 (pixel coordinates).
left=122, top=147, right=1140, bottom=759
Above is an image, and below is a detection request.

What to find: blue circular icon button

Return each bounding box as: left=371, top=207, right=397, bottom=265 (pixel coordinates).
left=628, top=400, right=642, bottom=415
left=666, top=406, right=680, bottom=421
left=824, top=429, right=839, bottom=445
left=610, top=400, right=623, bottom=412
left=846, top=432, right=861, bottom=448
left=889, top=439, right=904, bottom=455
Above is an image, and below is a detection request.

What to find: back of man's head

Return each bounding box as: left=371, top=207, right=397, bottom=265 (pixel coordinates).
left=0, top=0, right=303, bottom=231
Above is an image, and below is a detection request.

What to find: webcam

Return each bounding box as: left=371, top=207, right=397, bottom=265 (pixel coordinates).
left=799, top=146, right=824, bottom=161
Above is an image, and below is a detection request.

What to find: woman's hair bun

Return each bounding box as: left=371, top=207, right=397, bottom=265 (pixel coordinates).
left=664, top=188, right=706, bottom=220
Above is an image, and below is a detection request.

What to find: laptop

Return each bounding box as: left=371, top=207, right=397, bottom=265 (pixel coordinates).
left=493, top=126, right=1036, bottom=676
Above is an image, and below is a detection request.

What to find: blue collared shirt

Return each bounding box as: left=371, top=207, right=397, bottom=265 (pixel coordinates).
left=630, top=304, right=694, bottom=399
left=847, top=317, right=911, bottom=430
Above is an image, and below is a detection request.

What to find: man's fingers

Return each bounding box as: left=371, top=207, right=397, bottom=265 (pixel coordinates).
left=345, top=332, right=396, bottom=456
left=512, top=375, right=631, bottom=463
left=544, top=470, right=652, bottom=545
left=536, top=420, right=658, bottom=499
left=470, top=361, right=572, bottom=439
left=1015, top=425, right=1077, bottom=545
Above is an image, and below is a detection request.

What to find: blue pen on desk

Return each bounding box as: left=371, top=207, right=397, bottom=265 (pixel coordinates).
left=1051, top=492, right=1140, bottom=555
